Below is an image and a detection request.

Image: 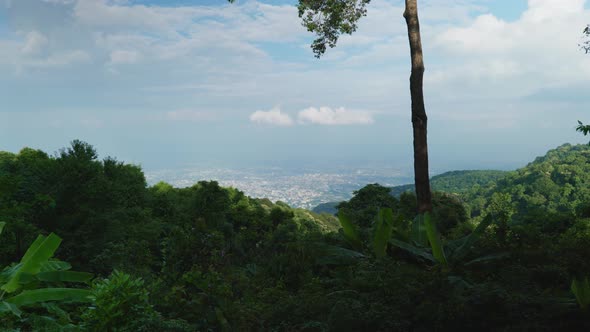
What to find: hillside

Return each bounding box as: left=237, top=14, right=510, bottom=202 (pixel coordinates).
left=463, top=143, right=590, bottom=221
left=390, top=169, right=508, bottom=196
left=312, top=169, right=508, bottom=215
left=2, top=141, right=590, bottom=331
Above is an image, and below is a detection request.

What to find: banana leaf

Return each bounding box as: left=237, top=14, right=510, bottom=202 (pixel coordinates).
left=40, top=260, right=72, bottom=273
left=411, top=214, right=428, bottom=247
left=2, top=233, right=62, bottom=293
left=5, top=288, right=92, bottom=307
left=463, top=253, right=509, bottom=266
left=423, top=212, right=448, bottom=267
left=337, top=211, right=362, bottom=250
left=315, top=244, right=365, bottom=266
left=19, top=271, right=93, bottom=284
left=389, top=238, right=435, bottom=263
left=0, top=301, right=22, bottom=317
left=0, top=221, right=5, bottom=235
left=571, top=277, right=590, bottom=310
left=373, top=208, right=394, bottom=258
left=452, top=214, right=493, bottom=262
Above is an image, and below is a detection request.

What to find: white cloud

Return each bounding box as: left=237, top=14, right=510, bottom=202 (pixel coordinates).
left=431, top=0, right=590, bottom=101
left=20, top=50, right=91, bottom=68
left=250, top=108, right=294, bottom=126
left=297, top=107, right=374, bottom=125
left=109, top=50, right=140, bottom=64
left=21, top=30, right=48, bottom=55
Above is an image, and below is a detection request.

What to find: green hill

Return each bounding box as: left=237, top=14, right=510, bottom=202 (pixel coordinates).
left=3, top=141, right=590, bottom=331
left=312, top=169, right=508, bottom=214
left=390, top=170, right=508, bottom=196
left=464, top=143, right=590, bottom=221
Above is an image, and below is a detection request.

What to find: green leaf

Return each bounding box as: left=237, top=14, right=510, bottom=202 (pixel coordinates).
left=337, top=211, right=362, bottom=250
left=2, top=233, right=62, bottom=293
left=423, top=212, right=448, bottom=267
left=452, top=214, right=494, bottom=262
left=463, top=252, right=509, bottom=266
left=410, top=214, right=428, bottom=247
left=373, top=208, right=394, bottom=258
left=20, top=235, right=46, bottom=263
left=0, top=222, right=5, bottom=235
left=315, top=244, right=365, bottom=266
left=389, top=239, right=435, bottom=263
left=571, top=277, right=590, bottom=310
left=19, top=271, right=93, bottom=284
left=6, top=288, right=92, bottom=307
left=40, top=260, right=72, bottom=272
left=0, top=301, right=22, bottom=317
left=0, top=263, right=22, bottom=285
left=215, top=307, right=232, bottom=332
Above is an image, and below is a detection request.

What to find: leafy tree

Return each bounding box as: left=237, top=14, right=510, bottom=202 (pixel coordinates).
left=581, top=25, right=590, bottom=53
left=6, top=140, right=590, bottom=330
left=337, top=183, right=398, bottom=229
left=577, top=121, right=590, bottom=145
left=82, top=271, right=157, bottom=331
left=486, top=192, right=515, bottom=243
left=228, top=0, right=433, bottom=215
left=296, top=0, right=433, bottom=215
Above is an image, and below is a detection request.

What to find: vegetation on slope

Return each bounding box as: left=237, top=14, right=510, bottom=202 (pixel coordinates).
left=312, top=170, right=507, bottom=215
left=1, top=141, right=590, bottom=331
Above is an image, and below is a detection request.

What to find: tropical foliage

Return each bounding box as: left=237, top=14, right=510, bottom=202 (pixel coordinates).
left=1, top=141, right=590, bottom=330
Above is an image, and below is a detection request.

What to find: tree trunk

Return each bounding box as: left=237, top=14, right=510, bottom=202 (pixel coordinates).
left=403, top=0, right=432, bottom=214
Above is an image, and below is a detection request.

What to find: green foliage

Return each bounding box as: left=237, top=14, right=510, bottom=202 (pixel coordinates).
left=390, top=213, right=497, bottom=269
left=423, top=213, right=448, bottom=267
left=3, top=141, right=590, bottom=330
left=581, top=26, right=590, bottom=53
left=410, top=213, right=428, bottom=247
left=577, top=121, right=590, bottom=144
left=463, top=144, right=590, bottom=222
left=0, top=232, right=92, bottom=320
left=337, top=211, right=362, bottom=250
left=390, top=170, right=508, bottom=197
left=297, top=0, right=371, bottom=57
left=572, top=277, right=590, bottom=310
left=82, top=271, right=157, bottom=332
left=0, top=231, right=92, bottom=332
left=337, top=183, right=398, bottom=229
left=373, top=208, right=394, bottom=258
left=450, top=215, right=494, bottom=263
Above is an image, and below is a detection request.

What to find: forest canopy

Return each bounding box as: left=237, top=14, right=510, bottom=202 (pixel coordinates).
left=1, top=141, right=590, bottom=330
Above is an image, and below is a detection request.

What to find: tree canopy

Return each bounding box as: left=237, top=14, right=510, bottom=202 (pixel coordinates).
left=2, top=141, right=590, bottom=330
left=581, top=25, right=590, bottom=53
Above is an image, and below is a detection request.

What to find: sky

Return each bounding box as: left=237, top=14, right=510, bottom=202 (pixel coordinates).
left=0, top=0, right=589, bottom=173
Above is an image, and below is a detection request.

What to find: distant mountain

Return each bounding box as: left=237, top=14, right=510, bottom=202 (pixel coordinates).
left=312, top=169, right=508, bottom=214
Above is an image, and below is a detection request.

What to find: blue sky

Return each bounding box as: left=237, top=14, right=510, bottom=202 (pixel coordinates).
left=0, top=0, right=589, bottom=172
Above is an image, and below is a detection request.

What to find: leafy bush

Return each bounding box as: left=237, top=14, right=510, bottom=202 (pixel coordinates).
left=81, top=270, right=161, bottom=331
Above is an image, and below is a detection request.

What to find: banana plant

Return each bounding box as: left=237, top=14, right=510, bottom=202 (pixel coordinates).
left=324, top=210, right=501, bottom=269
left=389, top=213, right=504, bottom=268
left=325, top=209, right=415, bottom=262
left=571, top=277, right=590, bottom=310
left=0, top=222, right=93, bottom=317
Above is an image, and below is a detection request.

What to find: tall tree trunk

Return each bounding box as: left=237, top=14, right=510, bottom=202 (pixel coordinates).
left=403, top=0, right=432, bottom=214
